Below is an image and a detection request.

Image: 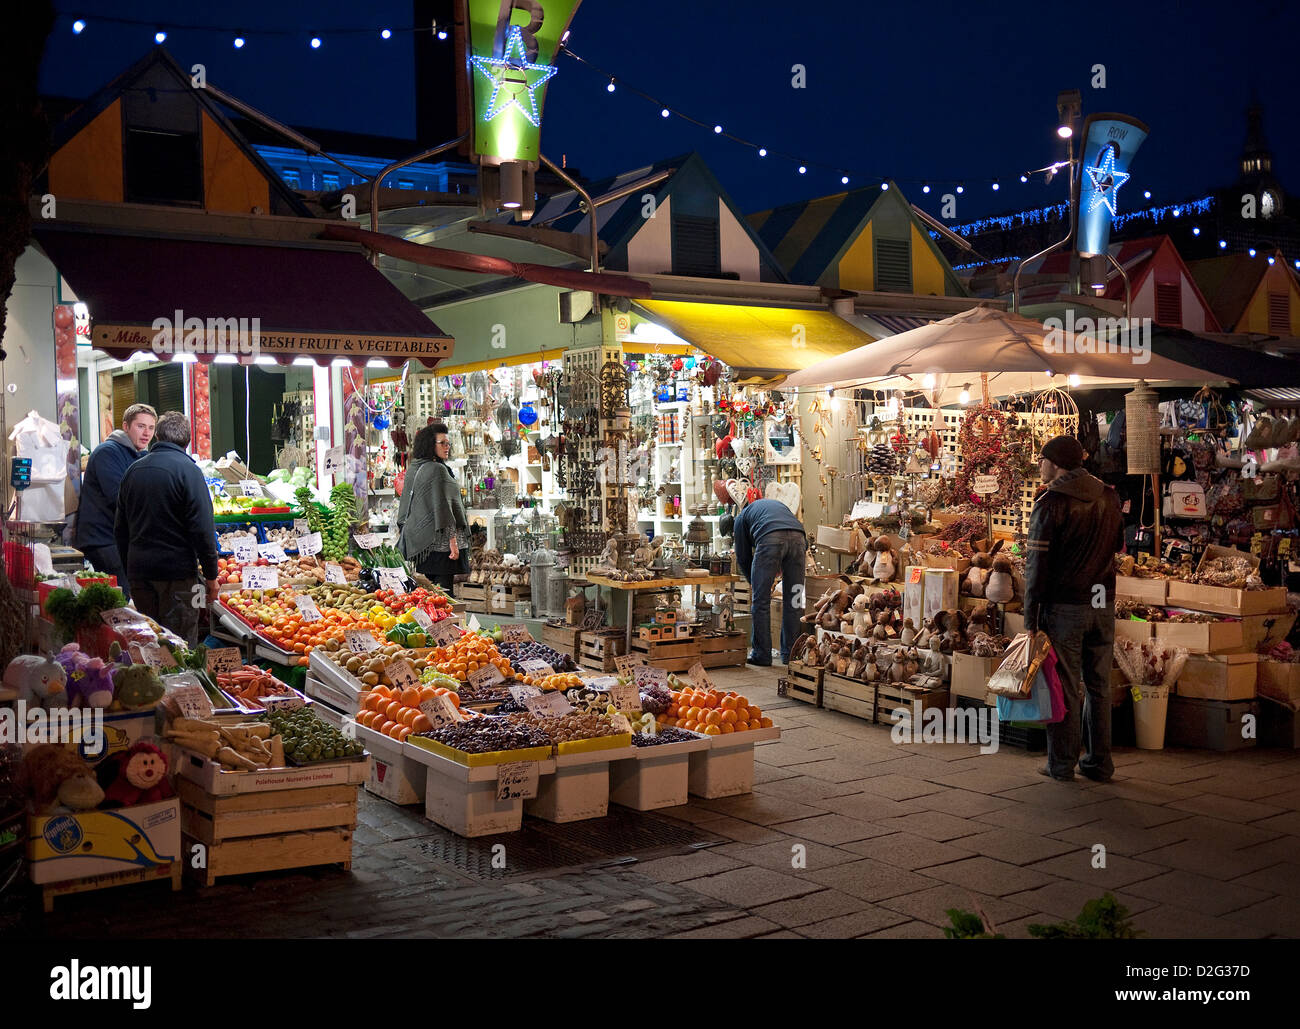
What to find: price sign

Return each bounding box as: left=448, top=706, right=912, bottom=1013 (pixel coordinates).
left=170, top=682, right=213, bottom=720
left=430, top=619, right=463, bottom=646
left=468, top=663, right=505, bottom=689
left=376, top=567, right=407, bottom=592
left=418, top=694, right=463, bottom=728
left=231, top=535, right=257, bottom=563
left=129, top=641, right=170, bottom=668
left=509, top=684, right=542, bottom=704
left=100, top=607, right=153, bottom=634
left=205, top=647, right=243, bottom=675
left=633, top=664, right=668, bottom=691
left=262, top=692, right=306, bottom=712
left=609, top=712, right=633, bottom=734
left=502, top=624, right=533, bottom=644
left=239, top=479, right=264, bottom=498
left=244, top=567, right=279, bottom=590
left=614, top=653, right=641, bottom=678
left=385, top=658, right=419, bottom=690
left=410, top=606, right=434, bottom=631
left=325, top=562, right=347, bottom=584
left=496, top=761, right=539, bottom=801
left=519, top=658, right=553, bottom=676
left=345, top=629, right=381, bottom=654
left=584, top=674, right=619, bottom=690
left=524, top=692, right=573, bottom=716
left=294, top=595, right=323, bottom=622
left=297, top=532, right=322, bottom=557
left=354, top=532, right=382, bottom=550
left=688, top=661, right=715, bottom=693
left=258, top=542, right=288, bottom=563
left=972, top=474, right=1000, bottom=495
left=293, top=518, right=309, bottom=535
left=323, top=445, right=345, bottom=475
left=467, top=614, right=482, bottom=632
left=609, top=680, right=641, bottom=712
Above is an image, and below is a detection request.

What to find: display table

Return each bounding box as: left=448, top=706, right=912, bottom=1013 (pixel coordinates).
left=586, top=574, right=740, bottom=651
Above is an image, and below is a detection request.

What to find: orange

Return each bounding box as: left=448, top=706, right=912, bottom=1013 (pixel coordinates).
left=761, top=717, right=774, bottom=728
left=721, top=696, right=739, bottom=711
left=418, top=686, right=438, bottom=703
left=750, top=719, right=764, bottom=730
left=735, top=707, right=750, bottom=722
left=412, top=714, right=432, bottom=733
left=705, top=710, right=723, bottom=726
left=703, top=724, right=721, bottom=736
left=748, top=706, right=762, bottom=720
left=397, top=725, right=412, bottom=741
left=400, top=687, right=422, bottom=707
left=384, top=699, right=403, bottom=721
left=400, top=708, right=418, bottom=727
left=686, top=706, right=702, bottom=722
left=705, top=692, right=721, bottom=707
left=375, top=719, right=395, bottom=736
left=720, top=723, right=734, bottom=733
left=721, top=709, right=737, bottom=724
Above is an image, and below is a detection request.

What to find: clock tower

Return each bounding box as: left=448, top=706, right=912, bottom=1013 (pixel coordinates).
left=1238, top=102, right=1284, bottom=218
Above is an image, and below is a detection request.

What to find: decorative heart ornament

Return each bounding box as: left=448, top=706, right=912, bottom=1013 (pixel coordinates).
left=765, top=480, right=801, bottom=514
left=726, top=478, right=748, bottom=506
left=715, top=434, right=733, bottom=459
left=735, top=455, right=754, bottom=475
left=713, top=479, right=731, bottom=504
left=731, top=437, right=750, bottom=460
left=746, top=486, right=762, bottom=504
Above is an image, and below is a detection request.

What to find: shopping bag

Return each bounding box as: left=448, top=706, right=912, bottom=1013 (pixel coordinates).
left=986, top=631, right=1053, bottom=698
left=995, top=670, right=1054, bottom=722
left=1040, top=649, right=1065, bottom=724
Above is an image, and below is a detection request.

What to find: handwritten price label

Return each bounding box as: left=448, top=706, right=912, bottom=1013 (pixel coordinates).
left=430, top=619, right=463, bottom=646
left=293, top=518, right=309, bottom=536
left=376, top=567, right=407, bottom=592
left=385, top=658, right=419, bottom=690
left=294, top=595, right=322, bottom=622
left=354, top=532, right=382, bottom=550
left=239, top=479, right=264, bottom=498
left=688, top=661, right=715, bottom=693
left=524, top=692, right=574, bottom=716
left=205, top=647, right=243, bottom=675
left=502, top=624, right=533, bottom=644
left=496, top=761, right=539, bottom=801
left=130, top=642, right=169, bottom=668
left=262, top=692, right=306, bottom=712
left=614, top=653, right=639, bottom=678
left=468, top=664, right=505, bottom=689
left=519, top=658, right=553, bottom=676
left=633, top=665, right=668, bottom=691
left=170, top=682, right=213, bottom=720
left=230, top=535, right=257, bottom=563
left=509, top=684, right=542, bottom=704
left=609, top=680, right=641, bottom=712
left=410, top=607, right=434, bottom=631
left=345, top=629, right=381, bottom=654
left=297, top=531, right=322, bottom=557
left=244, top=567, right=279, bottom=590
left=323, top=445, right=345, bottom=475
left=324, top=563, right=347, bottom=584
left=258, top=542, right=288, bottom=563
left=584, top=674, right=619, bottom=690
left=418, top=695, right=462, bottom=728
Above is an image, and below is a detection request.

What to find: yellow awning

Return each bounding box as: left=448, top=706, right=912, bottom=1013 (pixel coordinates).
left=634, top=300, right=875, bottom=383
left=436, top=348, right=568, bottom=376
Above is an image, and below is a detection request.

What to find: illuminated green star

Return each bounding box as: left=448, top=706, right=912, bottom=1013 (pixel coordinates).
left=471, top=25, right=557, bottom=127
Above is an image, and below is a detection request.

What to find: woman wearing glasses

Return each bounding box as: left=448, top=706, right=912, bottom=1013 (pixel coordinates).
left=396, top=423, right=469, bottom=590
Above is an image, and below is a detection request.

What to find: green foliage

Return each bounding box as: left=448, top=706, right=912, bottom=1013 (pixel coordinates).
left=1028, top=894, right=1143, bottom=939
left=944, top=908, right=1005, bottom=939
left=44, top=583, right=126, bottom=639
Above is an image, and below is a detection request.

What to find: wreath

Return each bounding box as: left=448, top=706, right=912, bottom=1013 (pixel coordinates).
left=954, top=404, right=1023, bottom=509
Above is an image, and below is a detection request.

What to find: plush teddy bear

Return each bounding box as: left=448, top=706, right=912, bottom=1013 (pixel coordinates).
left=17, top=744, right=105, bottom=813
left=850, top=593, right=872, bottom=637
left=3, top=654, right=67, bottom=709
left=102, top=741, right=175, bottom=808
left=55, top=644, right=115, bottom=708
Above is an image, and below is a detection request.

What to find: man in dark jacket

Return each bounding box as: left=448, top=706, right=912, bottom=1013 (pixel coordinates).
left=1024, top=435, right=1126, bottom=782
left=732, top=497, right=807, bottom=666
left=75, top=403, right=155, bottom=597
left=115, top=411, right=219, bottom=646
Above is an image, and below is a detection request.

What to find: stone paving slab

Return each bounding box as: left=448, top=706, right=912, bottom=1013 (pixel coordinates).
left=801, top=859, right=943, bottom=902
left=1124, top=869, right=1274, bottom=917
left=839, top=831, right=976, bottom=868
left=678, top=867, right=825, bottom=907
left=875, top=882, right=1036, bottom=928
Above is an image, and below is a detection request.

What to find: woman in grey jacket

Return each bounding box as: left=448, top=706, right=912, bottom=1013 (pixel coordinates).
left=396, top=423, right=469, bottom=590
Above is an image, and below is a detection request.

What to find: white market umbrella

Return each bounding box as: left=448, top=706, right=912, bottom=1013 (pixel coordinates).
left=781, top=306, right=1221, bottom=403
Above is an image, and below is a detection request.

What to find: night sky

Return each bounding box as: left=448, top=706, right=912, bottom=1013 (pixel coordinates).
left=38, top=0, right=1300, bottom=221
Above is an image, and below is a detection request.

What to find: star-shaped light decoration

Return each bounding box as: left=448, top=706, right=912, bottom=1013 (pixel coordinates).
left=471, top=24, right=557, bottom=126
left=1085, top=144, right=1130, bottom=217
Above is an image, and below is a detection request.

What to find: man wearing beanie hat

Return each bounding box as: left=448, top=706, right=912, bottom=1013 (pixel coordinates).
left=1024, top=434, right=1125, bottom=782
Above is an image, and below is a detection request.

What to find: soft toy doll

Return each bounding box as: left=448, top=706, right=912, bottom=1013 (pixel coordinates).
left=851, top=593, right=872, bottom=637
left=869, top=537, right=897, bottom=584
left=102, top=741, right=174, bottom=808
left=3, top=654, right=67, bottom=709
left=17, top=744, right=105, bottom=814
left=985, top=554, right=1016, bottom=605
left=55, top=644, right=115, bottom=708
left=110, top=664, right=165, bottom=711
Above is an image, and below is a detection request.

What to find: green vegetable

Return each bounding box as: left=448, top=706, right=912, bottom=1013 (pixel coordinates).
left=1028, top=894, right=1143, bottom=939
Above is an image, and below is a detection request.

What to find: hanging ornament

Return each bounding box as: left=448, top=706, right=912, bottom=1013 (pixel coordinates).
left=684, top=357, right=696, bottom=370
left=671, top=357, right=684, bottom=372
left=518, top=401, right=538, bottom=427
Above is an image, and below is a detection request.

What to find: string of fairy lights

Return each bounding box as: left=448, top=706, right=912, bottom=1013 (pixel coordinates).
left=56, top=13, right=1296, bottom=267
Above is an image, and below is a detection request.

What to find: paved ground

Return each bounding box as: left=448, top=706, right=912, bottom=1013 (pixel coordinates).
left=5, top=666, right=1300, bottom=939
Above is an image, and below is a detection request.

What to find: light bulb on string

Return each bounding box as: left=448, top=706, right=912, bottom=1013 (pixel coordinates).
left=310, top=36, right=321, bottom=48
left=233, top=35, right=245, bottom=48
left=841, top=175, right=849, bottom=185
left=956, top=182, right=964, bottom=194
left=880, top=182, right=889, bottom=190
left=154, top=29, right=166, bottom=43
left=606, top=78, right=616, bottom=92
left=1020, top=174, right=1028, bottom=183
left=714, top=124, right=722, bottom=134
left=798, top=165, right=806, bottom=174
left=758, top=147, right=767, bottom=157
left=661, top=108, right=670, bottom=118
left=991, top=180, right=1000, bottom=191
left=1219, top=239, right=1227, bottom=249
left=1144, top=190, right=1152, bottom=199
left=958, top=384, right=971, bottom=405
left=922, top=182, right=930, bottom=193
left=381, top=28, right=391, bottom=39
left=72, top=19, right=85, bottom=33
left=437, top=28, right=448, bottom=40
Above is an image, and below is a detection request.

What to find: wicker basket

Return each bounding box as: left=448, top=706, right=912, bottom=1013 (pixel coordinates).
left=1125, top=380, right=1161, bottom=475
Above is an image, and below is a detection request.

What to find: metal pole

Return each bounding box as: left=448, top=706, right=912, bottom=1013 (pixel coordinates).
left=1013, top=135, right=1077, bottom=314
left=1105, top=251, right=1132, bottom=321
left=368, top=134, right=470, bottom=265
left=539, top=154, right=600, bottom=274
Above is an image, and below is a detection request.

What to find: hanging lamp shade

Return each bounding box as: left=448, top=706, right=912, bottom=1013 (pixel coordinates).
left=1125, top=380, right=1161, bottom=475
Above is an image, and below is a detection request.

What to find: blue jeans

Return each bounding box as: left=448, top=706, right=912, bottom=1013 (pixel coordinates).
left=748, top=529, right=807, bottom=665
left=1043, top=603, right=1115, bottom=779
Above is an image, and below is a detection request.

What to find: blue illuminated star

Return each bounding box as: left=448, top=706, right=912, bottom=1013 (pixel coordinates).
left=1085, top=145, right=1130, bottom=217
left=471, top=25, right=557, bottom=126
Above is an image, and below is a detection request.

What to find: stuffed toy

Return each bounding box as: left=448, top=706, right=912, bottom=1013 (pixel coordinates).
left=851, top=593, right=872, bottom=637
left=55, top=644, right=115, bottom=708
left=3, top=654, right=67, bottom=709
left=102, top=741, right=174, bottom=808
left=985, top=555, right=1016, bottom=605
left=110, top=664, right=165, bottom=711
left=964, top=553, right=991, bottom=597
left=869, top=537, right=897, bottom=583
left=18, top=744, right=104, bottom=813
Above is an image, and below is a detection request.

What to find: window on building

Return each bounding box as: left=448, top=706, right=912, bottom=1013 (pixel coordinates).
left=282, top=168, right=301, bottom=188
left=124, top=127, right=203, bottom=205
left=322, top=172, right=340, bottom=191
left=671, top=214, right=721, bottom=277
left=874, top=238, right=912, bottom=292
left=1268, top=291, right=1291, bottom=334
left=1154, top=281, right=1182, bottom=326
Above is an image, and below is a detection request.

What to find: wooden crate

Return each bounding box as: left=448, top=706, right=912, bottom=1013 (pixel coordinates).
left=631, top=637, right=703, bottom=673
left=699, top=631, right=746, bottom=669
left=40, top=862, right=182, bottom=913
left=177, top=778, right=359, bottom=886
left=486, top=584, right=531, bottom=615
left=822, top=673, right=878, bottom=722
left=874, top=681, right=950, bottom=724
left=455, top=583, right=487, bottom=613
left=786, top=662, right=823, bottom=706
left=580, top=630, right=627, bottom=672
left=542, top=623, right=584, bottom=656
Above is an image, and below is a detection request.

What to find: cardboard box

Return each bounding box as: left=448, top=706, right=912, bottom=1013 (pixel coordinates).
left=921, top=551, right=971, bottom=574
left=27, top=798, right=180, bottom=883
left=1114, top=618, right=1154, bottom=643
left=1237, top=612, right=1298, bottom=653
left=1166, top=580, right=1288, bottom=617
left=1166, top=696, right=1257, bottom=751
left=1175, top=653, right=1258, bottom=701
left=1116, top=574, right=1168, bottom=604
left=1153, top=618, right=1243, bottom=654
left=816, top=525, right=854, bottom=552
left=923, top=568, right=960, bottom=624
left=902, top=566, right=924, bottom=630
left=1258, top=661, right=1300, bottom=710
left=951, top=652, right=1001, bottom=701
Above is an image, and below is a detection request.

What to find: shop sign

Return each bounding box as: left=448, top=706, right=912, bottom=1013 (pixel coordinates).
left=972, top=474, right=1000, bottom=495
left=91, top=324, right=451, bottom=364
left=466, top=0, right=582, bottom=162
left=1076, top=113, right=1149, bottom=258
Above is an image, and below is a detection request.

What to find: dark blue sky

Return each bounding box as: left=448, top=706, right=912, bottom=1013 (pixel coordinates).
left=39, top=0, right=1298, bottom=220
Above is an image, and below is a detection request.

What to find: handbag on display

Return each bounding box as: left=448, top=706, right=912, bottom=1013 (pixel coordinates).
left=1162, top=480, right=1207, bottom=519
left=986, top=631, right=1053, bottom=698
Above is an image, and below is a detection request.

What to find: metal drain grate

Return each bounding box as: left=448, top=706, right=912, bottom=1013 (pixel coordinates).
left=411, top=810, right=723, bottom=881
